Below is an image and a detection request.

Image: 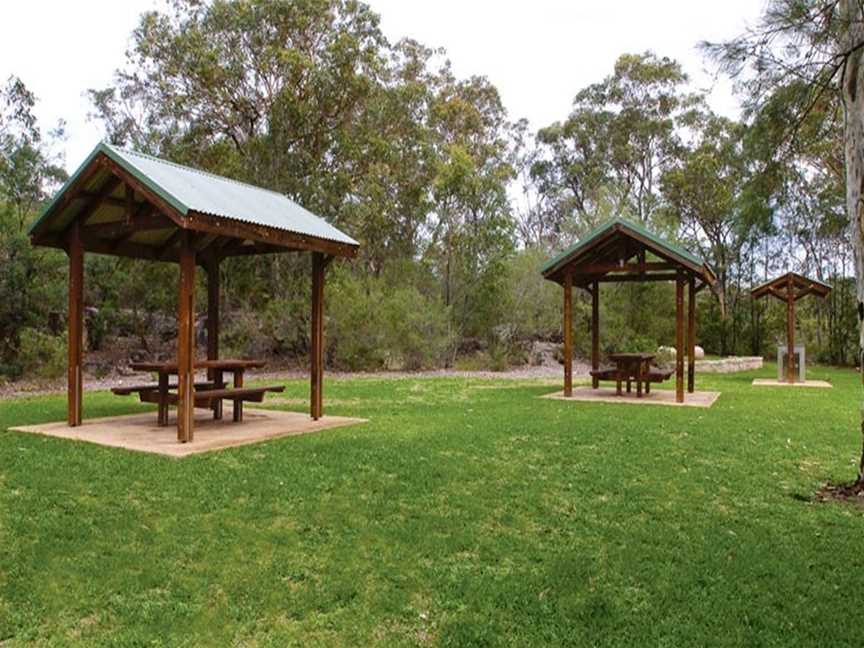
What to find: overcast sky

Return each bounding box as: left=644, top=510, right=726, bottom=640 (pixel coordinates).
left=0, top=0, right=765, bottom=173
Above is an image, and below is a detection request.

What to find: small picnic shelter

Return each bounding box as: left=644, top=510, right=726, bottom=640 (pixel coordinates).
left=541, top=219, right=716, bottom=404
left=751, top=272, right=832, bottom=384
left=28, top=142, right=359, bottom=443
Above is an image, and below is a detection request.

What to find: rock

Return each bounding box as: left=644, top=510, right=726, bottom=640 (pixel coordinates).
left=658, top=345, right=705, bottom=360
left=656, top=345, right=676, bottom=364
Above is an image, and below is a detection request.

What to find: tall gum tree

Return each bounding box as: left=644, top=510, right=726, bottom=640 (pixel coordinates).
left=706, top=0, right=864, bottom=485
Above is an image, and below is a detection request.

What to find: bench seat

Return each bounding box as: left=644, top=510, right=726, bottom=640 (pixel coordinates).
left=164, top=385, right=286, bottom=407
left=111, top=381, right=221, bottom=396
left=646, top=368, right=674, bottom=383
left=589, top=367, right=619, bottom=381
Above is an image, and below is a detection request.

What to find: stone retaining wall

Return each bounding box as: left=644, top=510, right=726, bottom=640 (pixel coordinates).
left=694, top=356, right=763, bottom=373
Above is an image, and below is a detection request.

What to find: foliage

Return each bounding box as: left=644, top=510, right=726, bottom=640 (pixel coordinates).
left=327, top=270, right=453, bottom=370
left=0, top=3, right=859, bottom=383
left=16, top=327, right=66, bottom=379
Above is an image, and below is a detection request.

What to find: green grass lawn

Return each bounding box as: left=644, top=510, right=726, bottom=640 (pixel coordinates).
left=2, top=363, right=863, bottom=646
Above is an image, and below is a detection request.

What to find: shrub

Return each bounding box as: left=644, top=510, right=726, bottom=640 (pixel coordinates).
left=328, top=273, right=452, bottom=371
left=17, top=327, right=66, bottom=379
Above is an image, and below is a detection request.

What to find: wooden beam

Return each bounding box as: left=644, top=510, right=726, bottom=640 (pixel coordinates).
left=78, top=192, right=147, bottom=210
left=29, top=159, right=105, bottom=240
left=591, top=280, right=599, bottom=389
left=67, top=175, right=122, bottom=233
left=97, top=155, right=186, bottom=229
left=580, top=261, right=676, bottom=275
left=159, top=229, right=185, bottom=261
left=688, top=274, right=696, bottom=393
left=82, top=210, right=173, bottom=239
left=185, top=209, right=358, bottom=259
left=578, top=272, right=681, bottom=286
left=563, top=272, right=573, bottom=397
left=177, top=232, right=196, bottom=442
left=221, top=241, right=302, bottom=258
left=676, top=271, right=685, bottom=403
left=310, top=252, right=326, bottom=419
left=67, top=221, right=84, bottom=426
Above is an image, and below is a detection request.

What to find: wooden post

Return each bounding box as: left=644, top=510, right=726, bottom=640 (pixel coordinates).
left=67, top=221, right=84, bottom=426
left=177, top=233, right=196, bottom=442
left=787, top=274, right=796, bottom=383
left=310, top=252, right=325, bottom=419
left=675, top=271, right=685, bottom=403
left=687, top=274, right=696, bottom=393
left=206, top=259, right=222, bottom=419
left=563, top=272, right=573, bottom=397
left=591, top=280, right=599, bottom=389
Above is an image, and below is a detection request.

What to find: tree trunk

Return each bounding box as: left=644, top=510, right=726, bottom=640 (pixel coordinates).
left=840, top=0, right=864, bottom=483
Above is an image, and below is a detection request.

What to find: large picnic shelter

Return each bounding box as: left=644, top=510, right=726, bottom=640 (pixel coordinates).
left=541, top=218, right=716, bottom=404
left=28, top=142, right=359, bottom=443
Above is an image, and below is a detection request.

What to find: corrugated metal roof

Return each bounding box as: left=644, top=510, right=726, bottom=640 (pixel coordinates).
left=30, top=142, right=358, bottom=247
left=541, top=217, right=709, bottom=278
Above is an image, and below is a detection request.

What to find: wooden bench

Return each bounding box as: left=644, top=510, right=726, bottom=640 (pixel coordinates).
left=113, top=381, right=225, bottom=426
left=589, top=367, right=619, bottom=382
left=165, top=385, right=286, bottom=422
left=589, top=366, right=674, bottom=394
left=111, top=381, right=220, bottom=397
left=643, top=368, right=674, bottom=394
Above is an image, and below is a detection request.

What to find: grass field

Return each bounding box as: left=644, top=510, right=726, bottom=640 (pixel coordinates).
left=2, top=363, right=863, bottom=646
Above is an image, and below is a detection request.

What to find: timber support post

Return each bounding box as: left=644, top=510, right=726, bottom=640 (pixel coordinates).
left=688, top=274, right=696, bottom=393
left=787, top=274, right=796, bottom=383
left=676, top=271, right=685, bottom=403
left=177, top=232, right=196, bottom=442
left=591, top=280, right=599, bottom=389
left=311, top=252, right=327, bottom=419
left=563, top=272, right=573, bottom=397
left=206, top=258, right=221, bottom=419
left=67, top=220, right=84, bottom=426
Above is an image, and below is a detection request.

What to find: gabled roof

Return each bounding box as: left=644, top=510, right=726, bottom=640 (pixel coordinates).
left=541, top=218, right=715, bottom=286
left=751, top=272, right=831, bottom=300
left=29, top=142, right=358, bottom=259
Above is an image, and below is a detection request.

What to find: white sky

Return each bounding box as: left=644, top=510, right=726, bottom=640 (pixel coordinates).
left=0, top=0, right=765, bottom=173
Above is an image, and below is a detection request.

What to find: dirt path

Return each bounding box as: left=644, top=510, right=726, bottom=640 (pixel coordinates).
left=0, top=362, right=590, bottom=401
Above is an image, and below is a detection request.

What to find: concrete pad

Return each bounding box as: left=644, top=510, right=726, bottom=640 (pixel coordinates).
left=541, top=386, right=720, bottom=408
left=752, top=379, right=832, bottom=388
left=8, top=405, right=366, bottom=457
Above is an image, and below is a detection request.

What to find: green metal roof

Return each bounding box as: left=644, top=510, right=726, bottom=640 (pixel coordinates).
left=541, top=217, right=711, bottom=279
left=751, top=272, right=832, bottom=298
left=30, top=142, right=358, bottom=247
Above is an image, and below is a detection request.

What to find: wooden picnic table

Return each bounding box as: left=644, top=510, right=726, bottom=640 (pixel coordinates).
left=128, top=359, right=268, bottom=425
left=608, top=352, right=655, bottom=398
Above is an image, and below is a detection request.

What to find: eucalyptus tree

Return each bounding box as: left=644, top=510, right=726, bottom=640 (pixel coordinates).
left=705, top=0, right=864, bottom=485
left=660, top=113, right=764, bottom=354
left=530, top=52, right=703, bottom=245
left=0, top=76, right=67, bottom=376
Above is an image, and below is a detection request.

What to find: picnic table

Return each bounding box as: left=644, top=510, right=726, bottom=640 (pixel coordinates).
left=608, top=352, right=655, bottom=397
left=114, top=359, right=283, bottom=425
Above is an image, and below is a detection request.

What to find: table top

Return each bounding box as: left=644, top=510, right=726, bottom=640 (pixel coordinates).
left=608, top=352, right=655, bottom=362
left=130, top=358, right=266, bottom=372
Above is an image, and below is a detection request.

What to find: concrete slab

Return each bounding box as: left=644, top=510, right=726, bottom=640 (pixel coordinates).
left=8, top=405, right=366, bottom=457
left=751, top=379, right=832, bottom=388
left=541, top=386, right=720, bottom=408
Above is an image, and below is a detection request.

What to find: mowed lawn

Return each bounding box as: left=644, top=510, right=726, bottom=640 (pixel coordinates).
left=2, top=364, right=864, bottom=646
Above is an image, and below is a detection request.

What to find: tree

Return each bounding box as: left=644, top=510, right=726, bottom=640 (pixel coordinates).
left=705, top=0, right=864, bottom=486
left=529, top=52, right=702, bottom=246
left=0, top=76, right=67, bottom=377
left=660, top=112, right=770, bottom=354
